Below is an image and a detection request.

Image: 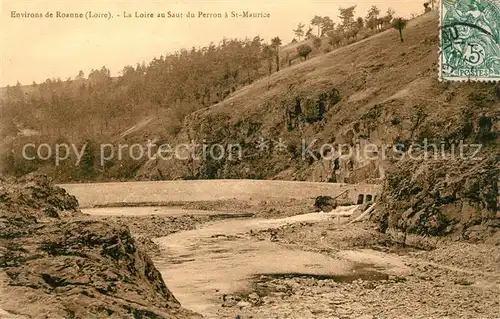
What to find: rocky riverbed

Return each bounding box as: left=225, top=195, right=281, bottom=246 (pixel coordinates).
left=1, top=175, right=499, bottom=319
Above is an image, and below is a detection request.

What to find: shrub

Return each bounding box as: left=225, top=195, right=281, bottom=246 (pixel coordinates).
left=297, top=44, right=313, bottom=60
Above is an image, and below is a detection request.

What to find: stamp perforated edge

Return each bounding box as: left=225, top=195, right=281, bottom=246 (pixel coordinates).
left=438, top=0, right=500, bottom=82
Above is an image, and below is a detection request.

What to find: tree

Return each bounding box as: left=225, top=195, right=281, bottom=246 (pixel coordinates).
left=312, top=37, right=322, bottom=49
left=338, top=6, right=356, bottom=31
left=6, top=81, right=24, bottom=102
left=88, top=66, right=111, bottom=87
left=100, top=66, right=111, bottom=77
left=286, top=52, right=292, bottom=67
left=386, top=8, right=396, bottom=19
left=293, top=23, right=305, bottom=41
left=392, top=17, right=408, bottom=42
left=366, top=5, right=380, bottom=30
left=271, top=37, right=282, bottom=72
left=377, top=8, right=395, bottom=30
left=80, top=139, right=96, bottom=178
left=311, top=15, right=323, bottom=37
left=305, top=26, right=314, bottom=40
left=76, top=70, right=85, bottom=80
left=430, top=0, right=436, bottom=10
left=320, top=16, right=335, bottom=36
left=262, top=44, right=274, bottom=75
left=424, top=2, right=431, bottom=13
left=345, top=24, right=360, bottom=41
left=356, top=17, right=364, bottom=29
left=297, top=44, right=312, bottom=60
left=327, top=30, right=343, bottom=47
left=122, top=65, right=136, bottom=78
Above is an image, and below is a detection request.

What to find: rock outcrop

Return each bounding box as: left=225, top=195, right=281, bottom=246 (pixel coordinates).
left=0, top=175, right=200, bottom=318
left=373, top=154, right=499, bottom=244
left=313, top=196, right=338, bottom=212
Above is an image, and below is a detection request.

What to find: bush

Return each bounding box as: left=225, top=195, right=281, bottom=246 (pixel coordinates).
left=392, top=17, right=408, bottom=42
left=312, top=37, right=322, bottom=49
left=297, top=44, right=313, bottom=60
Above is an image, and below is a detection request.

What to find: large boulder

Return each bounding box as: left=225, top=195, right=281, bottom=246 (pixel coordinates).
left=314, top=196, right=338, bottom=212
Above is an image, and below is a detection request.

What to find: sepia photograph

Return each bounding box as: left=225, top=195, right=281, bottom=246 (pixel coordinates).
left=0, top=0, right=499, bottom=318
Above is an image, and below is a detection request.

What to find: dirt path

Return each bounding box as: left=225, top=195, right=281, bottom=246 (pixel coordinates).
left=152, top=206, right=411, bottom=318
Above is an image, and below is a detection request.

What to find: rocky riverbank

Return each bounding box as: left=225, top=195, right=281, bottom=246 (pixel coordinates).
left=0, top=175, right=200, bottom=319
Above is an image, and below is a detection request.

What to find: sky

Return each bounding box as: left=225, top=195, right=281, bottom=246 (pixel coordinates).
left=1, top=0, right=427, bottom=86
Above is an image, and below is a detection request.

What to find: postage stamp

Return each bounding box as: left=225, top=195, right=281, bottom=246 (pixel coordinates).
left=440, top=0, right=500, bottom=81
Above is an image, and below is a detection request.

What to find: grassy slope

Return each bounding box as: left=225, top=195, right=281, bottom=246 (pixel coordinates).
left=139, top=11, right=498, bottom=181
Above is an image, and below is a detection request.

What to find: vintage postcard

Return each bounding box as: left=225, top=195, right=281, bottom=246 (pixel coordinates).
left=1, top=1, right=499, bottom=318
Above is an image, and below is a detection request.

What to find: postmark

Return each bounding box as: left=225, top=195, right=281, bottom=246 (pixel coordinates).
left=440, top=0, right=500, bottom=81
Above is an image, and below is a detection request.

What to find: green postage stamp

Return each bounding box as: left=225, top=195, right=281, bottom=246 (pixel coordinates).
left=440, top=0, right=500, bottom=81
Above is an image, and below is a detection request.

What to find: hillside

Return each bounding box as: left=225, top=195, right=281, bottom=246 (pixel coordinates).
left=2, top=11, right=498, bottom=186
left=137, top=12, right=498, bottom=182
left=131, top=11, right=498, bottom=241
